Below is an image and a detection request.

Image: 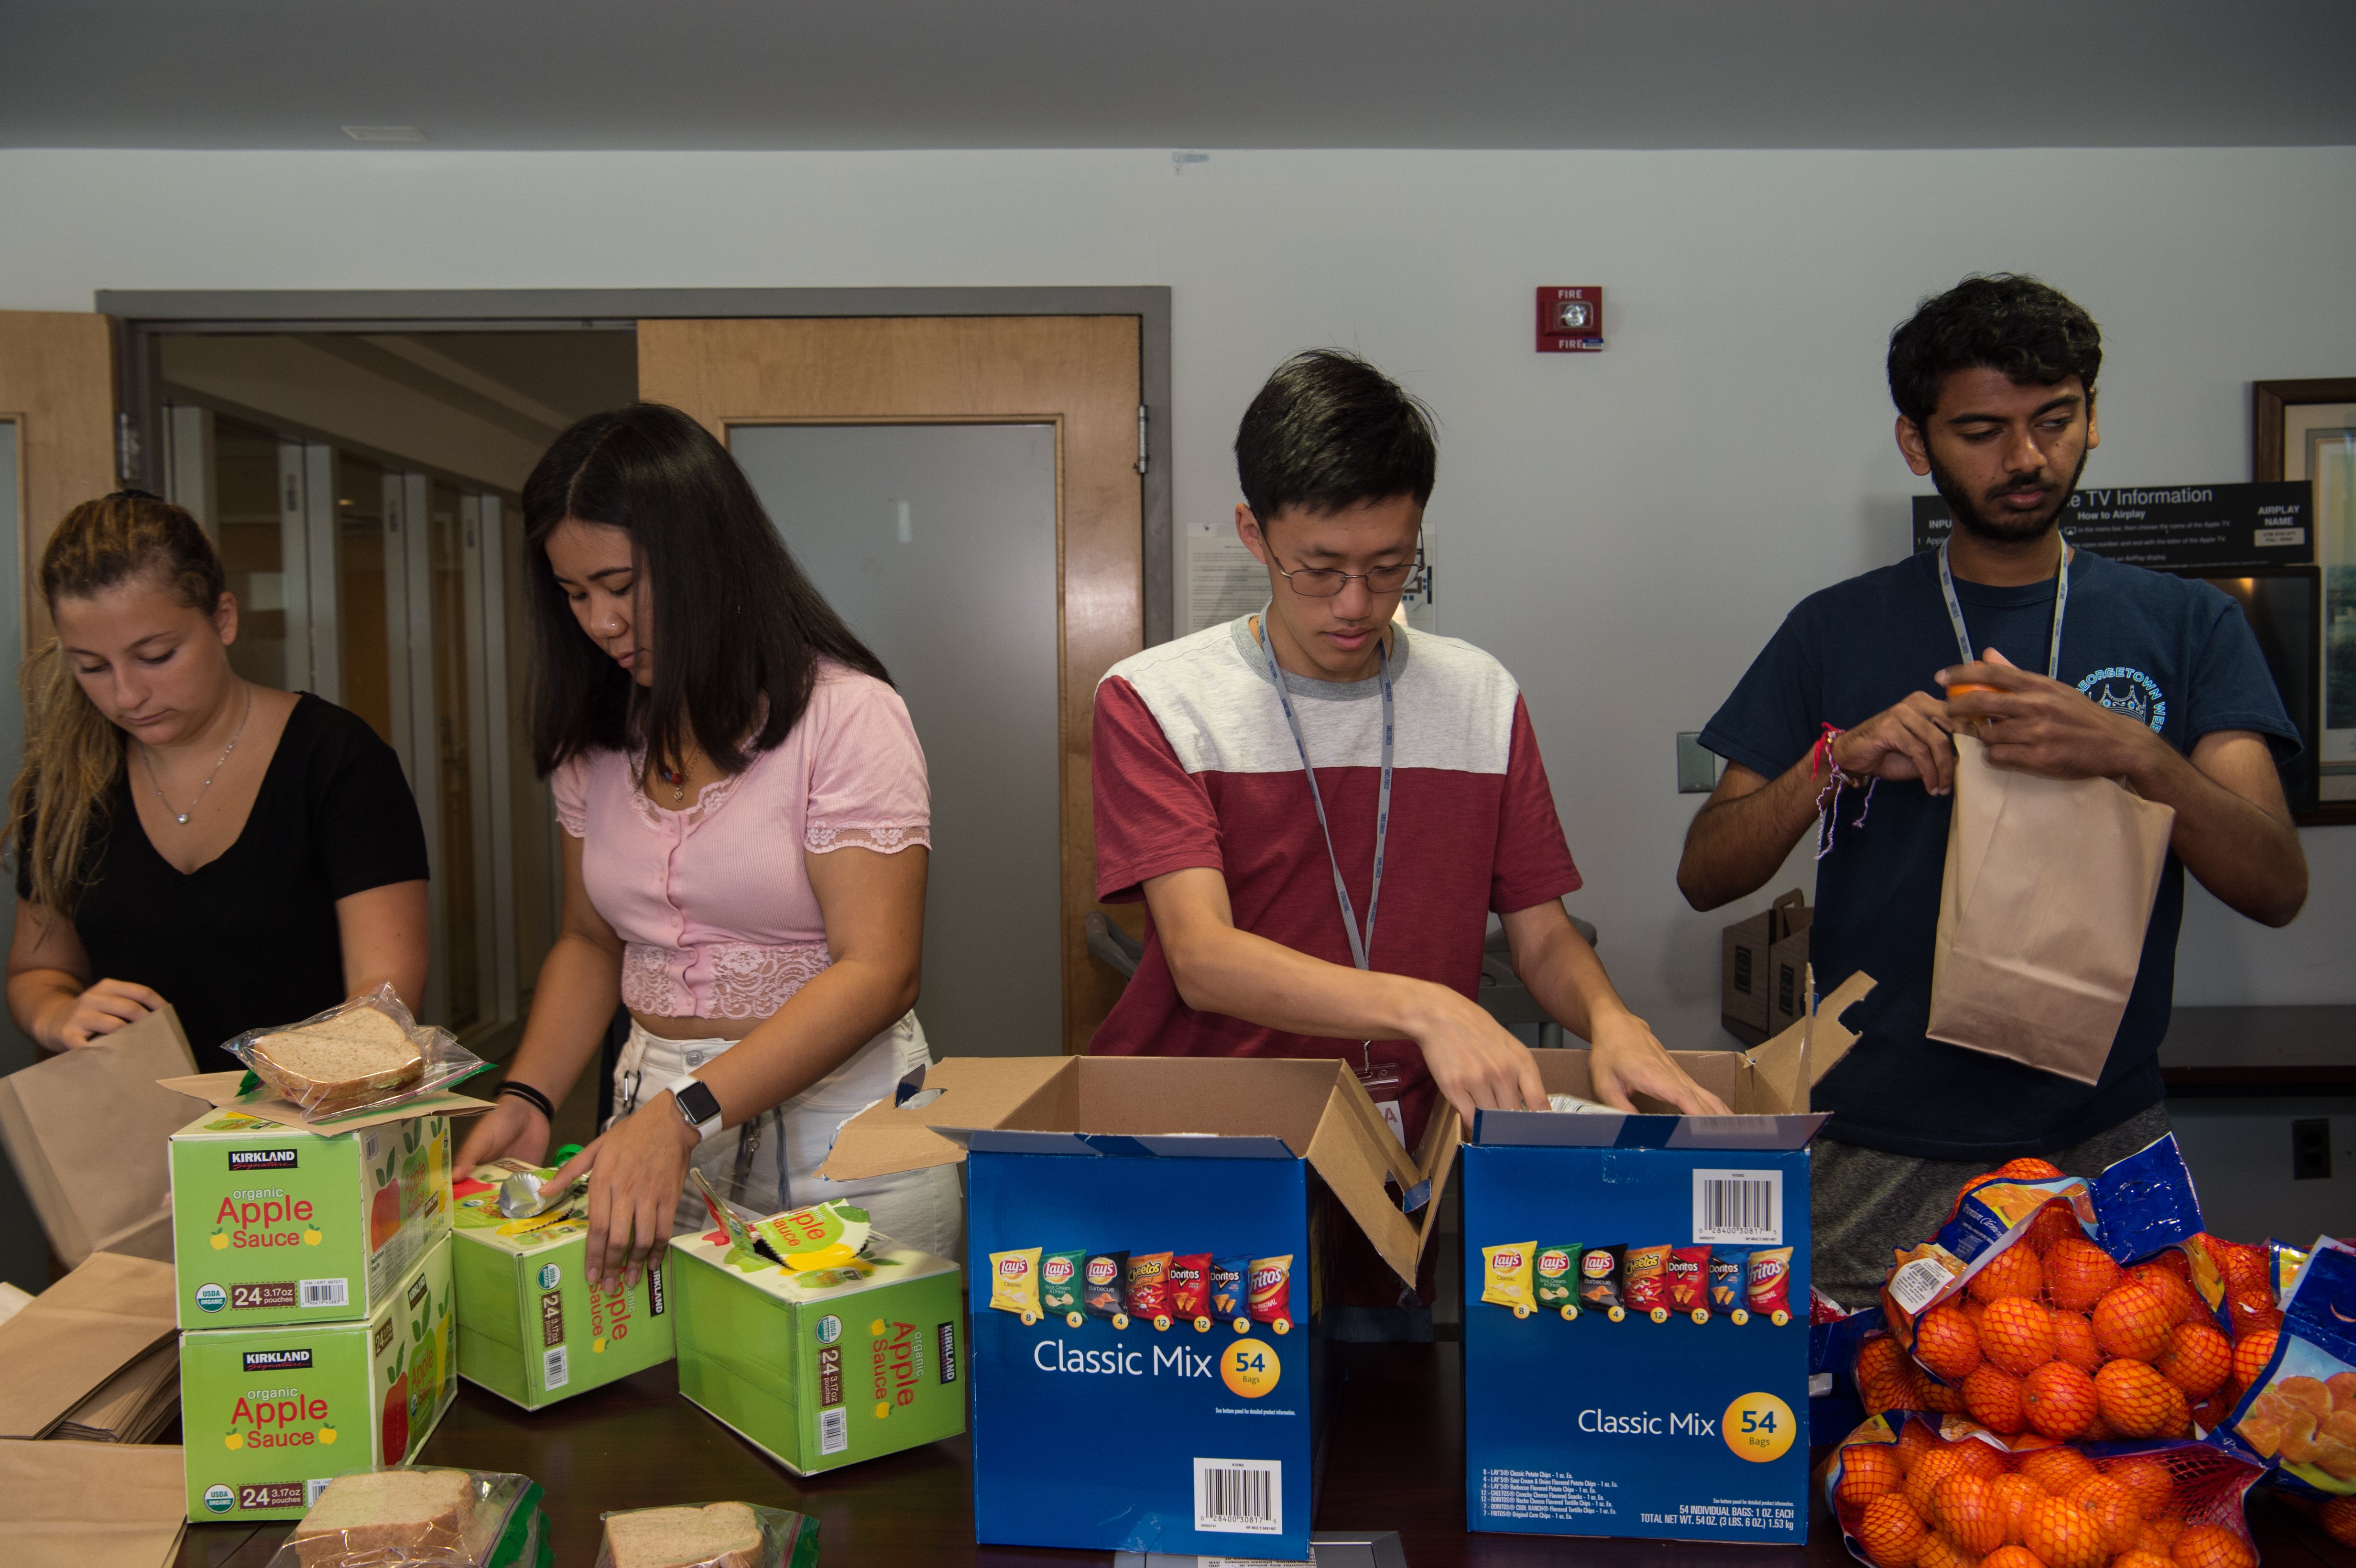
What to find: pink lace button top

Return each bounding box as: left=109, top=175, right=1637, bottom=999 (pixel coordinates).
left=552, top=662, right=930, bottom=1019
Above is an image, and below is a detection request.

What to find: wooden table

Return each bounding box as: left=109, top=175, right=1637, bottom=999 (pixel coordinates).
left=177, top=1342, right=2356, bottom=1568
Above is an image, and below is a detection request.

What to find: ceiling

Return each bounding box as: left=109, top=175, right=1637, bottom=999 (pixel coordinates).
left=5, top=1, right=2354, bottom=152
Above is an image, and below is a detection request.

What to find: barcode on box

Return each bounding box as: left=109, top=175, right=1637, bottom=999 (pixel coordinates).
left=1193, top=1457, right=1280, bottom=1535
left=542, top=1345, right=568, bottom=1390
left=1692, top=1169, right=1782, bottom=1246
left=819, top=1407, right=848, bottom=1456
left=305, top=1478, right=333, bottom=1507
left=299, top=1278, right=349, bottom=1308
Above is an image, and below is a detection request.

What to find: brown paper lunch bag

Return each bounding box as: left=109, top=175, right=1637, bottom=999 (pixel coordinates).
left=1925, top=733, right=2177, bottom=1084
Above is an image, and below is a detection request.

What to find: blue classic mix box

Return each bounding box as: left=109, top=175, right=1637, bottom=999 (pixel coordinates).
left=821, top=1056, right=1458, bottom=1559
left=1462, top=974, right=1871, bottom=1545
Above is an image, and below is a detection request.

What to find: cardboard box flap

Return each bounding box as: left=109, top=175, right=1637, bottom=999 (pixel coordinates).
left=158, top=1071, right=491, bottom=1132
left=953, top=1129, right=1301, bottom=1160
left=816, top=1056, right=1073, bottom=1183
left=1746, top=969, right=1876, bottom=1111
left=1473, top=1042, right=1845, bottom=1151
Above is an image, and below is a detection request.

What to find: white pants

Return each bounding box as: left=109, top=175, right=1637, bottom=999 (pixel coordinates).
left=612, top=1011, right=963, bottom=1263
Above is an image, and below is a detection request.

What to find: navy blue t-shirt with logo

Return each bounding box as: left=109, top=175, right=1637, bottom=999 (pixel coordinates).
left=1699, top=547, right=2298, bottom=1162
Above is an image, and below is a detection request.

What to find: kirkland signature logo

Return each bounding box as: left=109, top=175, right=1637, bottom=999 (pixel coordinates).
left=229, top=1149, right=300, bottom=1171
left=242, top=1349, right=312, bottom=1371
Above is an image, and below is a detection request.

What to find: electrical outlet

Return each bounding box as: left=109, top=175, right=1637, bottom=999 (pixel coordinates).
left=1677, top=733, right=1719, bottom=794
left=2292, top=1118, right=2332, bottom=1181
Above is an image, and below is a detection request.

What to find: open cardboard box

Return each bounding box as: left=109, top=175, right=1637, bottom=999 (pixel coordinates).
left=819, top=1055, right=1459, bottom=1557
left=1461, top=972, right=1871, bottom=1546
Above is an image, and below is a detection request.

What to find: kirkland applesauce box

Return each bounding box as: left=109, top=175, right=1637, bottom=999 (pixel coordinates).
left=450, top=1160, right=675, bottom=1409
left=670, top=1192, right=963, bottom=1476
left=178, top=1232, right=455, bottom=1523
left=169, top=1102, right=453, bottom=1329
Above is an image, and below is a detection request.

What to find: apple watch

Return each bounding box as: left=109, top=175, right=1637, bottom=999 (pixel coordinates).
left=665, top=1074, right=724, bottom=1143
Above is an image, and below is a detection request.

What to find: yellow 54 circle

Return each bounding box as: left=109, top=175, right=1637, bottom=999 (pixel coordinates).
left=1221, top=1338, right=1283, bottom=1399
left=1722, top=1391, right=1796, bottom=1463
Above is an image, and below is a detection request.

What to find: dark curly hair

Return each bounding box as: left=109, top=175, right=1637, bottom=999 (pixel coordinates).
left=1235, top=349, right=1437, bottom=526
left=1886, top=274, right=2102, bottom=428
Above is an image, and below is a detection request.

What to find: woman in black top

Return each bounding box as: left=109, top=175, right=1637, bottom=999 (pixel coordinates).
left=5, top=491, right=431, bottom=1072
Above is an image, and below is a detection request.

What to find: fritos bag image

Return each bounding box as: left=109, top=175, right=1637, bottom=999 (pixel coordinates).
left=2212, top=1239, right=2356, bottom=1499
left=1825, top=1408, right=2263, bottom=1568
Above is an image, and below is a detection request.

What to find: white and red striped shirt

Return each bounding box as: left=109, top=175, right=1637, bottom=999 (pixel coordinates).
left=1088, top=614, right=1581, bottom=1147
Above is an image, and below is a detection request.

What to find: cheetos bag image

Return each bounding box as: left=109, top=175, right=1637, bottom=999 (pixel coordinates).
left=1925, top=734, right=2174, bottom=1085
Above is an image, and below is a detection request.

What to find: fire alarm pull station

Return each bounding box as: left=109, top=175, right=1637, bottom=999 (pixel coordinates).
left=1536, top=286, right=1604, bottom=352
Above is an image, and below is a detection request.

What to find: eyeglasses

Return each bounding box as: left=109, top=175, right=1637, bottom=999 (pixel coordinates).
left=1271, top=559, right=1426, bottom=598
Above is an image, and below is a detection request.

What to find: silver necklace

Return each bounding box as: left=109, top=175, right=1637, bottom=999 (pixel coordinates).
left=142, top=684, right=253, bottom=826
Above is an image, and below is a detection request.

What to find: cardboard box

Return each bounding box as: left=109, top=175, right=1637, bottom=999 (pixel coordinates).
left=178, top=1233, right=455, bottom=1523
left=1722, top=888, right=1809, bottom=1045
left=669, top=1224, right=962, bottom=1475
left=450, top=1162, right=676, bottom=1409
left=168, top=1099, right=455, bottom=1330
left=1462, top=974, right=1870, bottom=1545
left=819, top=1056, right=1457, bottom=1560
left=1766, top=924, right=1813, bottom=1039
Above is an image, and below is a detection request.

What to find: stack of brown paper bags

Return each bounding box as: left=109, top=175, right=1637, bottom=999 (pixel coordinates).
left=0, top=1440, right=187, bottom=1568
left=54, top=1338, right=180, bottom=1444
left=0, top=1252, right=177, bottom=1440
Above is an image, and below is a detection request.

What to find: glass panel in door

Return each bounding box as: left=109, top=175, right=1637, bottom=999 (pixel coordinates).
left=337, top=453, right=394, bottom=743
left=213, top=416, right=288, bottom=689
left=430, top=481, right=481, bottom=1033
left=732, top=423, right=1060, bottom=1057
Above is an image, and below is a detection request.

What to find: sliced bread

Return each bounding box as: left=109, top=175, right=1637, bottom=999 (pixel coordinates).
left=249, top=1005, right=424, bottom=1111
left=288, top=1467, right=476, bottom=1566
left=603, top=1502, right=765, bottom=1568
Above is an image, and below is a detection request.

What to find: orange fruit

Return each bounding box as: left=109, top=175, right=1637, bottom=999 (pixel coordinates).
left=1916, top=1536, right=1975, bottom=1568
left=1952, top=1440, right=2010, bottom=1481
left=2080, top=1406, right=2117, bottom=1442
left=2066, top=1475, right=2143, bottom=1555
left=2315, top=1496, right=2356, bottom=1548
left=2128, top=1264, right=2202, bottom=1325
left=2046, top=1239, right=2124, bottom=1312
left=1862, top=1337, right=1915, bottom=1414
left=1898, top=1418, right=1952, bottom=1463
left=1963, top=1366, right=2027, bottom=1435
left=2229, top=1327, right=2278, bottom=1392
left=1938, top=1472, right=2010, bottom=1555
left=1991, top=1475, right=2046, bottom=1545
left=2021, top=1362, right=2098, bottom=1439
left=1859, top=1493, right=1931, bottom=1568
left=1980, top=1297, right=2059, bottom=1375
left=2144, top=1517, right=2185, bottom=1551
left=1839, top=1445, right=1907, bottom=1511
left=1919, top=1306, right=1985, bottom=1381
left=2024, top=1204, right=2084, bottom=1256
left=1984, top=1547, right=2049, bottom=1568
left=2104, top=1457, right=2175, bottom=1520
left=2171, top=1523, right=2255, bottom=1568
left=2017, top=1445, right=2099, bottom=1497
left=2096, top=1359, right=2189, bottom=1438
left=1920, top=1372, right=1967, bottom=1415
left=2021, top=1493, right=2108, bottom=1568
left=2214, top=1240, right=2268, bottom=1298
left=2146, top=1248, right=2192, bottom=1281
left=2115, top=1553, right=2174, bottom=1568
left=2093, top=1283, right=2175, bottom=1361
left=1971, top=1246, right=2047, bottom=1305
left=1994, top=1158, right=2065, bottom=1181
left=2051, top=1312, right=2101, bottom=1372
left=2155, top=1322, right=2231, bottom=1399
left=1906, top=1447, right=1975, bottom=1515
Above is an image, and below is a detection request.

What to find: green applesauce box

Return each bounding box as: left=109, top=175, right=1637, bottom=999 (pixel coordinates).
left=450, top=1160, right=676, bottom=1408
left=671, top=1223, right=965, bottom=1475
left=170, top=1105, right=451, bottom=1329
left=178, top=1233, right=455, bottom=1523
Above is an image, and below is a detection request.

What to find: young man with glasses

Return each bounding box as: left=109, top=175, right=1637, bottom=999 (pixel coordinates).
left=1090, top=351, right=1724, bottom=1185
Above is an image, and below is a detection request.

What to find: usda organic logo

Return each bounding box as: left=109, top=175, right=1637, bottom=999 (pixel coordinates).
left=537, top=1264, right=561, bottom=1290
left=815, top=1315, right=841, bottom=1345
left=196, top=1283, right=227, bottom=1314
left=203, top=1484, right=234, bottom=1514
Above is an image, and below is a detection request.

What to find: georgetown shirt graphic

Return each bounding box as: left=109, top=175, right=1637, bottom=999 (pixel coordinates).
left=2078, top=666, right=2167, bottom=732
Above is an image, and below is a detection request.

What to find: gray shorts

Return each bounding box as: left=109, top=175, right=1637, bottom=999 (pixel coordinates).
left=1810, top=1103, right=2172, bottom=1311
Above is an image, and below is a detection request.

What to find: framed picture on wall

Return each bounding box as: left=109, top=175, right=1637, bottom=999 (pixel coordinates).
left=2254, top=378, right=2356, bottom=826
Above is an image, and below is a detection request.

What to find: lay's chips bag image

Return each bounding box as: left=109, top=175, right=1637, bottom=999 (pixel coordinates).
left=1581, top=1244, right=1627, bottom=1321
left=1534, top=1245, right=1581, bottom=1316
left=989, top=1248, right=1042, bottom=1323
left=1039, top=1249, right=1088, bottom=1322
left=1483, top=1243, right=1538, bottom=1318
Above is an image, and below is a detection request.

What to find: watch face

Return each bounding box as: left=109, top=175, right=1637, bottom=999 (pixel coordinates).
left=677, top=1080, right=723, bottom=1126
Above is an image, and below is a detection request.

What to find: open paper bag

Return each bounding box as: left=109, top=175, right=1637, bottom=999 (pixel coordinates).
left=1926, top=732, right=2175, bottom=1083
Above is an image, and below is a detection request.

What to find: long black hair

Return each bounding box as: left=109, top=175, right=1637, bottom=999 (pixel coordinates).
left=521, top=403, right=889, bottom=777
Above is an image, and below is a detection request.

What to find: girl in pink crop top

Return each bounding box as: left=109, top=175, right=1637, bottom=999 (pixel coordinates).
left=458, top=404, right=961, bottom=1283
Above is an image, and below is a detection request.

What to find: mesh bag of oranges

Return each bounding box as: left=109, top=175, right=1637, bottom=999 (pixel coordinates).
left=1827, top=1408, right=2263, bottom=1568
left=2211, top=1239, right=2356, bottom=1500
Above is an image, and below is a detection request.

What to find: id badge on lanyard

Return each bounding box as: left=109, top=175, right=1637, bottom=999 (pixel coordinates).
left=1255, top=608, right=1407, bottom=1145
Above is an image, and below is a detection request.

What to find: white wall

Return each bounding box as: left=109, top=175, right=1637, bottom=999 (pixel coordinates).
left=4, top=145, right=2350, bottom=1045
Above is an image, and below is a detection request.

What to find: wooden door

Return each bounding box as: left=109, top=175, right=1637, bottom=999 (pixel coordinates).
left=0, top=312, right=118, bottom=647
left=639, top=316, right=1143, bottom=1054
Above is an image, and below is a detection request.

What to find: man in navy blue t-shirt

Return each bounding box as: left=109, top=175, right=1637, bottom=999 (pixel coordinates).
left=1680, top=275, right=2308, bottom=1306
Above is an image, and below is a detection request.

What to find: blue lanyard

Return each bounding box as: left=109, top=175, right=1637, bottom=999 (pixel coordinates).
left=1937, top=537, right=2071, bottom=678
left=1254, top=608, right=1394, bottom=971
